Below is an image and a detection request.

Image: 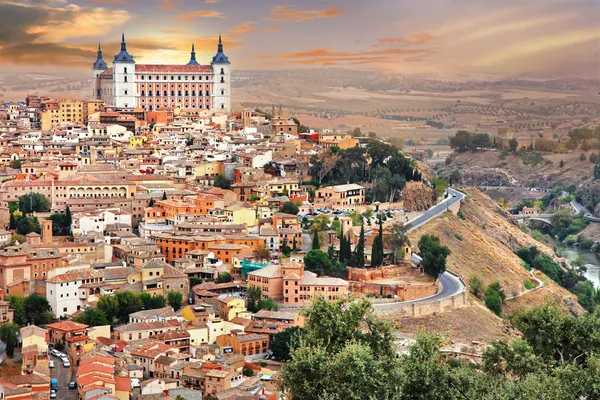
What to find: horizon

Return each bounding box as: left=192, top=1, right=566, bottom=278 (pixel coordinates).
left=0, top=0, right=598, bottom=80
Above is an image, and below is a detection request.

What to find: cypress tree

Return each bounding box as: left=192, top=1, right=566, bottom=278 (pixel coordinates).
left=65, top=206, right=72, bottom=234
left=292, top=236, right=297, bottom=251
left=9, top=213, right=15, bottom=230
left=345, top=233, right=352, bottom=262
left=355, top=225, right=365, bottom=268
left=312, top=232, right=320, bottom=250
left=328, top=244, right=335, bottom=261
left=162, top=191, right=167, bottom=200
left=149, top=198, right=155, bottom=207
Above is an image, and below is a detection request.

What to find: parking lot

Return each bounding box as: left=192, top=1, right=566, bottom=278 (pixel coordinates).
left=50, top=353, right=77, bottom=400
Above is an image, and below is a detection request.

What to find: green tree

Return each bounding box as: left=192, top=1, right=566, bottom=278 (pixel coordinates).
left=385, top=220, right=408, bottom=263
left=24, top=294, right=52, bottom=325
left=418, top=234, right=450, bottom=279
left=484, top=282, right=505, bottom=315
left=8, top=213, right=16, bottom=230
left=371, top=216, right=384, bottom=267
left=351, top=225, right=365, bottom=268
left=16, top=215, right=41, bottom=235
left=73, top=307, right=109, bottom=327
left=7, top=295, right=25, bottom=326
left=508, top=138, right=519, bottom=152
left=18, top=193, right=50, bottom=214
left=469, top=275, right=484, bottom=298
left=304, top=249, right=332, bottom=276
left=139, top=293, right=167, bottom=310
left=213, top=174, right=231, bottom=189
left=308, top=214, right=330, bottom=235
left=559, top=159, right=565, bottom=167
left=271, top=326, right=304, bottom=361
left=279, top=201, right=299, bottom=215
left=114, top=291, right=144, bottom=323
left=242, top=367, right=255, bottom=377
left=257, top=297, right=279, bottom=311
left=162, top=191, right=167, bottom=200
left=0, top=323, right=19, bottom=357
left=97, top=294, right=119, bottom=324
left=215, top=272, right=233, bottom=283
left=9, top=159, right=21, bottom=169
left=246, top=286, right=262, bottom=313
left=167, top=291, right=183, bottom=311
left=148, top=198, right=155, bottom=207
left=311, top=231, right=320, bottom=250
left=65, top=206, right=72, bottom=234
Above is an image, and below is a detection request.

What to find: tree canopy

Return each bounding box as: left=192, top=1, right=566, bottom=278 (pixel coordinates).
left=19, top=193, right=50, bottom=214
left=418, top=234, right=450, bottom=279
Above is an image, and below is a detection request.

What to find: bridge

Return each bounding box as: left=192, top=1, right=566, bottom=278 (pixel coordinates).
left=512, top=214, right=554, bottom=225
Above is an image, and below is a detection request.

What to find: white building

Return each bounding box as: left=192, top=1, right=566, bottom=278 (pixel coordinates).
left=72, top=208, right=132, bottom=236
left=46, top=269, right=104, bottom=318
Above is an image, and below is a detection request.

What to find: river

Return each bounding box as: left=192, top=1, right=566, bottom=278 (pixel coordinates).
left=556, top=243, right=600, bottom=288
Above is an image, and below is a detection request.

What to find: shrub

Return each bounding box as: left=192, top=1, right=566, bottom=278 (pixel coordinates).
left=469, top=275, right=484, bottom=298
left=484, top=282, right=505, bottom=316
left=457, top=211, right=466, bottom=220
left=242, top=367, right=255, bottom=377
left=455, top=234, right=463, bottom=241
left=523, top=279, right=536, bottom=290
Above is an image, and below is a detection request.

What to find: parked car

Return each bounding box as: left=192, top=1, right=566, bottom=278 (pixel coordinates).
left=131, top=378, right=141, bottom=389
left=49, top=360, right=55, bottom=368
left=50, top=390, right=57, bottom=399
left=69, top=382, right=76, bottom=390
left=50, top=349, right=60, bottom=357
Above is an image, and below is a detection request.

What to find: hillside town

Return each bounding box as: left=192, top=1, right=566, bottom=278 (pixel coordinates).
left=0, top=71, right=466, bottom=400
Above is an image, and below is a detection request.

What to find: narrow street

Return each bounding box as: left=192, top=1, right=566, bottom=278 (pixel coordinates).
left=50, top=355, right=77, bottom=400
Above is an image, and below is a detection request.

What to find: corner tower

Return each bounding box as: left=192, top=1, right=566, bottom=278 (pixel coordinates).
left=187, top=43, right=199, bottom=65
left=92, top=43, right=108, bottom=100
left=113, top=33, right=136, bottom=108
left=211, top=35, right=231, bottom=112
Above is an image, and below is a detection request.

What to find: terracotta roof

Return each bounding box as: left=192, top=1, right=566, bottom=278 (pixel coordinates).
left=135, top=64, right=213, bottom=73
left=47, top=269, right=104, bottom=283
left=114, top=319, right=180, bottom=333
left=46, top=320, right=88, bottom=332
left=114, top=376, right=130, bottom=392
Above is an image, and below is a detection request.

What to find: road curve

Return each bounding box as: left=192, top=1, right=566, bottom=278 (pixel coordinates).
left=374, top=188, right=467, bottom=309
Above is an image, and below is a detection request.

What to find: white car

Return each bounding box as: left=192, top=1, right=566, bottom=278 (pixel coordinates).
left=50, top=390, right=57, bottom=399
left=49, top=360, right=55, bottom=368
left=131, top=378, right=141, bottom=389
left=50, top=349, right=60, bottom=357
left=63, top=360, right=71, bottom=368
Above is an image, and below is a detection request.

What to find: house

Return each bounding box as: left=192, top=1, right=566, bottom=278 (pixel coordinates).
left=114, top=319, right=181, bottom=343
left=246, top=309, right=305, bottom=342
left=131, top=342, right=180, bottom=378
left=216, top=297, right=247, bottom=321
left=216, top=332, right=269, bottom=357
left=315, top=183, right=365, bottom=207
left=46, top=321, right=89, bottom=366
left=129, top=306, right=178, bottom=324
left=205, top=369, right=236, bottom=397
left=46, top=269, right=105, bottom=317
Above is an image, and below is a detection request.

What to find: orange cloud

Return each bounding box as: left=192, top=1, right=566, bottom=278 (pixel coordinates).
left=230, top=22, right=256, bottom=35
left=88, top=0, right=130, bottom=4
left=160, top=29, right=188, bottom=34
left=376, top=33, right=436, bottom=46
left=175, top=10, right=227, bottom=23
left=254, top=47, right=429, bottom=59
left=204, top=0, right=220, bottom=3
left=267, top=5, right=344, bottom=23
left=156, top=0, right=177, bottom=10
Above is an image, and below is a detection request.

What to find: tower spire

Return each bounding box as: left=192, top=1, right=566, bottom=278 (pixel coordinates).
left=218, top=34, right=223, bottom=52
left=121, top=33, right=127, bottom=51
left=187, top=43, right=199, bottom=65
left=93, top=42, right=107, bottom=70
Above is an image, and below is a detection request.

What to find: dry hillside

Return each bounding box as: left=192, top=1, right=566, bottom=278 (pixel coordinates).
left=408, top=188, right=582, bottom=315
left=443, top=150, right=594, bottom=189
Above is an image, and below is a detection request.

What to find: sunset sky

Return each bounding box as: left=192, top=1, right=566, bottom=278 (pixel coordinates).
left=1, top=0, right=598, bottom=79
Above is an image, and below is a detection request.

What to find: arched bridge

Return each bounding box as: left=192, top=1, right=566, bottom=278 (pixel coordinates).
left=512, top=214, right=554, bottom=225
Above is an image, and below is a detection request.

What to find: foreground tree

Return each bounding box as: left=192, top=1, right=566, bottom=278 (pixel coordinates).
left=279, top=201, right=299, bottom=215
left=385, top=221, right=408, bottom=263
left=24, top=294, right=53, bottom=325
left=271, top=326, right=303, bottom=361
left=0, top=323, right=19, bottom=357
left=167, top=291, right=183, bottom=311
left=246, top=286, right=262, bottom=313
left=114, top=291, right=144, bottom=324
left=73, top=307, right=109, bottom=327
left=140, top=293, right=167, bottom=310
left=19, top=193, right=50, bottom=214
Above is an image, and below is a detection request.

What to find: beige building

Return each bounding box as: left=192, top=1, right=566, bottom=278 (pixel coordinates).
left=247, top=261, right=349, bottom=306
left=41, top=99, right=87, bottom=132
left=315, top=183, right=365, bottom=207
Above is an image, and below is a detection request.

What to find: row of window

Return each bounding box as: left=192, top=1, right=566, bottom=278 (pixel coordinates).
left=141, top=90, right=213, bottom=97
left=139, top=74, right=217, bottom=81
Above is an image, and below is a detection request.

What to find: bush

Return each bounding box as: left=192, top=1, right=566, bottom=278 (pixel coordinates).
left=484, top=282, right=505, bottom=316
left=523, top=279, right=536, bottom=290
left=454, top=234, right=463, bottom=241
left=242, top=367, right=255, bottom=377
left=469, top=275, right=484, bottom=298
left=457, top=211, right=466, bottom=220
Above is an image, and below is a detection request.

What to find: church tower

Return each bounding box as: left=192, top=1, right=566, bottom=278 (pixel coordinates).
left=187, top=43, right=199, bottom=65
left=113, top=33, right=136, bottom=108
left=92, top=43, right=108, bottom=100
left=211, top=35, right=231, bottom=112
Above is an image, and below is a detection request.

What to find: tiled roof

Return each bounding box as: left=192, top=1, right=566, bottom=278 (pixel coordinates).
left=248, top=264, right=281, bottom=279
left=129, top=306, right=176, bottom=320
left=135, top=64, right=213, bottom=73
left=115, top=319, right=180, bottom=333
left=46, top=320, right=88, bottom=332
left=47, top=269, right=104, bottom=283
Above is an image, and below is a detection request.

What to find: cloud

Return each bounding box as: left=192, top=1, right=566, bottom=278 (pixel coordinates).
left=175, top=10, right=226, bottom=23
left=204, top=0, right=220, bottom=3
left=267, top=4, right=344, bottom=23
left=156, top=0, right=177, bottom=10
left=376, top=33, right=436, bottom=46
left=159, top=29, right=187, bottom=34
left=230, top=22, right=256, bottom=35
left=88, top=0, right=130, bottom=4
left=0, top=42, right=96, bottom=67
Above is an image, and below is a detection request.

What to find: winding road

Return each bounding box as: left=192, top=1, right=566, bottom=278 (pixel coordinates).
left=374, top=188, right=467, bottom=309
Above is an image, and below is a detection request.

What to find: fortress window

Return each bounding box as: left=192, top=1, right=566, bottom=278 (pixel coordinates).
left=178, top=76, right=181, bottom=80
left=221, top=89, right=224, bottom=95
left=192, top=91, right=196, bottom=96
left=164, top=91, right=167, bottom=96
left=141, top=90, right=145, bottom=96
left=171, top=76, right=174, bottom=80
left=124, top=90, right=128, bottom=95
left=192, top=76, right=195, bottom=80
left=164, top=76, right=167, bottom=80
left=171, top=91, right=174, bottom=96
left=148, top=91, right=153, bottom=96
left=141, top=75, right=145, bottom=80
left=185, top=76, right=188, bottom=80
left=124, top=76, right=128, bottom=82
left=156, top=75, right=159, bottom=80
left=178, top=91, right=182, bottom=96
left=124, top=67, right=127, bottom=73
left=220, top=68, right=224, bottom=74
left=148, top=75, right=152, bottom=80
left=220, top=77, right=224, bottom=83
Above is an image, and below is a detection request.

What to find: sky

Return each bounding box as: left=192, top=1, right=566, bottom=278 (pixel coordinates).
left=0, top=0, right=598, bottom=80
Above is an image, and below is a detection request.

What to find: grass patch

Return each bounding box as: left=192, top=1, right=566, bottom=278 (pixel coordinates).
left=457, top=211, right=466, bottom=220
left=523, top=279, right=536, bottom=290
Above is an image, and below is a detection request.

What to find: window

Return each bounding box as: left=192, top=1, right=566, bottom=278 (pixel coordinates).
left=63, top=307, right=67, bottom=312
left=124, top=76, right=128, bottom=82
left=124, top=67, right=128, bottom=73
left=148, top=75, right=152, bottom=80
left=178, top=76, right=181, bottom=80
left=220, top=68, right=224, bottom=74
left=171, top=91, right=175, bottom=96
left=125, top=90, right=128, bottom=95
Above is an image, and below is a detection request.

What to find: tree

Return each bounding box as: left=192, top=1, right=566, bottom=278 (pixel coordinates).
left=114, top=291, right=144, bottom=323
left=0, top=323, right=19, bottom=357
left=242, top=367, right=255, bottom=377
left=308, top=214, right=330, bottom=235
left=252, top=246, right=270, bottom=260
left=16, top=215, right=41, bottom=235
left=162, top=191, right=167, bottom=200
left=24, top=294, right=52, bottom=325
left=559, top=159, right=565, bottom=167
left=8, top=234, right=25, bottom=246
left=148, top=198, right=155, bottom=207
left=246, top=286, right=262, bottom=313
left=484, top=282, right=505, bottom=315
left=7, top=296, right=25, bottom=326
left=271, top=326, right=303, bottom=361
left=257, top=297, right=279, bottom=311
left=371, top=216, right=384, bottom=267
left=9, top=159, right=21, bottom=169
left=97, top=294, right=119, bottom=324
left=508, top=138, right=519, bottom=152
left=448, top=169, right=461, bottom=185
left=280, top=201, right=299, bottom=215
left=140, top=293, right=166, bottom=310
left=311, top=231, right=320, bottom=250
left=418, top=234, right=450, bottom=279
left=304, top=249, right=332, bottom=276
left=18, top=193, right=50, bottom=214
left=215, top=272, right=233, bottom=283
left=65, top=206, right=72, bottom=234
left=9, top=213, right=16, bottom=230
left=73, top=307, right=109, bottom=327
left=385, top=220, right=408, bottom=263
left=349, top=225, right=365, bottom=268
left=213, top=174, right=231, bottom=189
left=469, top=275, right=484, bottom=298
left=580, top=153, right=587, bottom=161
left=167, top=291, right=183, bottom=311
left=310, top=151, right=338, bottom=184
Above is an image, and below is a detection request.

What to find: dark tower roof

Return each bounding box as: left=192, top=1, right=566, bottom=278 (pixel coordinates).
left=113, top=33, right=135, bottom=63
left=93, top=43, right=108, bottom=70
left=187, top=43, right=199, bottom=65
left=211, top=35, right=230, bottom=65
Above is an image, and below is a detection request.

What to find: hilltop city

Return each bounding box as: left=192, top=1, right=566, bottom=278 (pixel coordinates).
left=0, top=29, right=598, bottom=400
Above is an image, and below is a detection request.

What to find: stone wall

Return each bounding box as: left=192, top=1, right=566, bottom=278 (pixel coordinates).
left=349, top=280, right=438, bottom=301
left=347, top=264, right=418, bottom=282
